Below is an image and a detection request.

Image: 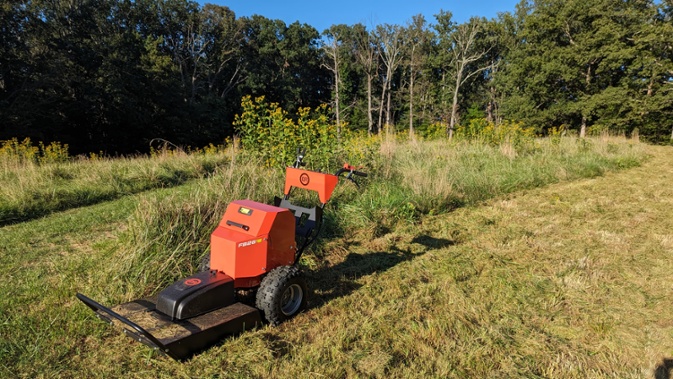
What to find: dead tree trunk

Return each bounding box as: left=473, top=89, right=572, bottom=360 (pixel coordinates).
left=376, top=24, right=403, bottom=134
left=323, top=27, right=344, bottom=139
left=354, top=24, right=377, bottom=136
left=446, top=20, right=490, bottom=140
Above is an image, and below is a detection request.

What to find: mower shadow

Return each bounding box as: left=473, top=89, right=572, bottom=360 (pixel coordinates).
left=305, top=234, right=454, bottom=309
left=186, top=234, right=454, bottom=360
left=655, top=359, right=673, bottom=379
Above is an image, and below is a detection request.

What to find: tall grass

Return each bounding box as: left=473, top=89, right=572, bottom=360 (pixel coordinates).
left=340, top=136, right=644, bottom=233
left=98, top=155, right=285, bottom=299
left=0, top=148, right=233, bottom=225
left=102, top=136, right=645, bottom=297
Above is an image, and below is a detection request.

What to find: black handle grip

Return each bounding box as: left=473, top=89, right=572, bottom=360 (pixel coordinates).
left=352, top=171, right=367, bottom=177
left=293, top=147, right=306, bottom=168
left=226, top=220, right=250, bottom=231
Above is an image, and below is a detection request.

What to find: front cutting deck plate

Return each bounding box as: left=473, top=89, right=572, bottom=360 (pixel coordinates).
left=77, top=293, right=261, bottom=360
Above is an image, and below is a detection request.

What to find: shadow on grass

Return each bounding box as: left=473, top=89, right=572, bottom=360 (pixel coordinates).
left=0, top=169, right=199, bottom=227
left=305, top=234, right=455, bottom=309
left=655, top=359, right=673, bottom=379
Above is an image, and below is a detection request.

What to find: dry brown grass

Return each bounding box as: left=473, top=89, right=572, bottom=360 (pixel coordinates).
left=3, top=139, right=670, bottom=378
left=0, top=149, right=233, bottom=225
left=82, top=145, right=673, bottom=376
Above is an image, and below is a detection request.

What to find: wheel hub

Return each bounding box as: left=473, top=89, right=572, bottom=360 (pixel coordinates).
left=280, top=284, right=304, bottom=316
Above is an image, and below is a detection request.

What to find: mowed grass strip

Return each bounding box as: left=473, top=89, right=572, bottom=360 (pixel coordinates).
left=181, top=144, right=668, bottom=379
left=0, top=149, right=233, bottom=226
left=0, top=138, right=662, bottom=378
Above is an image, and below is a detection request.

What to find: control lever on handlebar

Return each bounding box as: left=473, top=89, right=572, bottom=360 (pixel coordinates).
left=335, top=163, right=368, bottom=188
left=293, top=147, right=307, bottom=168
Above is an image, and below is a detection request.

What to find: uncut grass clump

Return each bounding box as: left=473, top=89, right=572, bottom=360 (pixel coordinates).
left=335, top=135, right=644, bottom=241
left=101, top=155, right=284, bottom=300
left=335, top=180, right=418, bottom=237
left=96, top=135, right=646, bottom=302
left=379, top=136, right=644, bottom=217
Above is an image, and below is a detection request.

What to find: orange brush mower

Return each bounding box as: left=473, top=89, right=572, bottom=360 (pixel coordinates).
left=76, top=149, right=366, bottom=360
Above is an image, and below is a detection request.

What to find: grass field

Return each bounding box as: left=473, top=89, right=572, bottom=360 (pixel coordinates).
left=2, top=137, right=671, bottom=378
left=0, top=148, right=234, bottom=226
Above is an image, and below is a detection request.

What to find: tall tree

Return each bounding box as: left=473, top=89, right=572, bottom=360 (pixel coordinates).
left=0, top=0, right=30, bottom=132
left=446, top=18, right=491, bottom=139
left=630, top=1, right=673, bottom=141
left=200, top=4, right=245, bottom=100
left=322, top=24, right=350, bottom=138
left=12, top=0, right=156, bottom=152
left=240, top=16, right=329, bottom=113
left=433, top=11, right=456, bottom=134
left=352, top=23, right=378, bottom=136
left=466, top=14, right=520, bottom=125
left=375, top=23, right=403, bottom=132
left=499, top=0, right=663, bottom=138
left=403, top=15, right=432, bottom=137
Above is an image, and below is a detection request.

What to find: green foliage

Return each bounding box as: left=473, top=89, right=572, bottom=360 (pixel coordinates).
left=499, top=0, right=672, bottom=139
left=2, top=0, right=671, bottom=153
left=234, top=95, right=358, bottom=170
left=454, top=119, right=536, bottom=151
left=463, top=103, right=486, bottom=125
left=0, top=2, right=329, bottom=154
left=0, top=138, right=69, bottom=166
left=418, top=122, right=448, bottom=140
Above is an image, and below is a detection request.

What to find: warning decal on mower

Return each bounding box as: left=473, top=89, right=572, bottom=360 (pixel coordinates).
left=300, top=173, right=310, bottom=186
left=184, top=278, right=202, bottom=286
left=238, top=238, right=263, bottom=248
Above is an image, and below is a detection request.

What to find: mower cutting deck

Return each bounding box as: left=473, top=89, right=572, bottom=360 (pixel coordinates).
left=76, top=150, right=366, bottom=360
left=77, top=293, right=260, bottom=360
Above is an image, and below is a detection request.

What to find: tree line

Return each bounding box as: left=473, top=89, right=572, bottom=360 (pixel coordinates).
left=1, top=0, right=671, bottom=154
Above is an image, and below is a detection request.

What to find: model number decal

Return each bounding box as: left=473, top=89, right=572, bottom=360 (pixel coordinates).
left=238, top=238, right=263, bottom=248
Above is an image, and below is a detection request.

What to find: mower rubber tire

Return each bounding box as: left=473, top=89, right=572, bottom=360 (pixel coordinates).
left=256, top=265, right=307, bottom=326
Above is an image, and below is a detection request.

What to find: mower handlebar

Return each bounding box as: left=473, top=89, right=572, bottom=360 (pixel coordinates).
left=334, top=164, right=367, bottom=187
left=293, top=147, right=307, bottom=168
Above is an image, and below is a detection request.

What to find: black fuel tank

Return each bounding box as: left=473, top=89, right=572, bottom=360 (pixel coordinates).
left=156, top=270, right=235, bottom=320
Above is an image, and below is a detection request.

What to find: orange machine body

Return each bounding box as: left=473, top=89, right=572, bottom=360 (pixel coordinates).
left=210, top=199, right=296, bottom=287
left=284, top=167, right=339, bottom=204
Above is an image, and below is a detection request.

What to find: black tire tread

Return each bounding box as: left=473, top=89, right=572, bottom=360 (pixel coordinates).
left=255, top=265, right=307, bottom=326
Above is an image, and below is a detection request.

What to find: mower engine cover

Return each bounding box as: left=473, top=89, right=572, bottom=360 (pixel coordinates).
left=209, top=200, right=296, bottom=287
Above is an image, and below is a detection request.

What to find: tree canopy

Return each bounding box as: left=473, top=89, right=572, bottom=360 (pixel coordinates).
left=1, top=0, right=671, bottom=153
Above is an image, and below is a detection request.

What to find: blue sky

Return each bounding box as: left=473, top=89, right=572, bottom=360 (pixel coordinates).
left=199, top=1, right=521, bottom=33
